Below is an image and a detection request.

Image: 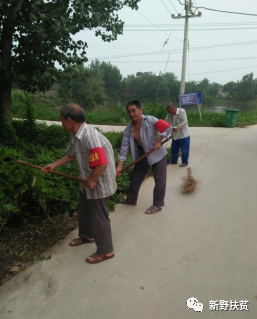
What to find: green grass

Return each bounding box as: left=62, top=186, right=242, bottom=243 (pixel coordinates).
left=11, top=90, right=257, bottom=127
left=187, top=111, right=225, bottom=127
left=237, top=110, right=257, bottom=126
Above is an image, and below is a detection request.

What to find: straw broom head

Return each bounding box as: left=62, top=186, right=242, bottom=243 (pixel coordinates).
left=181, top=167, right=200, bottom=194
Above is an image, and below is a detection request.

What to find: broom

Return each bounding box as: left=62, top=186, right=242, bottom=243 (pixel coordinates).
left=181, top=167, right=199, bottom=194
left=120, top=135, right=172, bottom=174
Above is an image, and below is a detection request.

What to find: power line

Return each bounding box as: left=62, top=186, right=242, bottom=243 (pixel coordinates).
left=193, top=6, right=257, bottom=16
left=88, top=40, right=257, bottom=60
left=161, top=0, right=172, bottom=14
left=121, top=27, right=257, bottom=31
left=124, top=22, right=257, bottom=26
left=137, top=11, right=182, bottom=40
left=164, top=54, right=170, bottom=73
left=178, top=65, right=257, bottom=77
left=137, top=11, right=170, bottom=36
left=168, top=0, right=178, bottom=13
left=148, top=9, right=184, bottom=71
left=87, top=41, right=169, bottom=52
left=98, top=56, right=257, bottom=63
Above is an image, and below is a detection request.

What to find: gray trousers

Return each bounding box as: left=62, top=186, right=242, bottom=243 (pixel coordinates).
left=78, top=192, right=113, bottom=255
left=126, top=153, right=167, bottom=207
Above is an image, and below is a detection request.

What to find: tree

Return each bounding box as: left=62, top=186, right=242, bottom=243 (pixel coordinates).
left=122, top=71, right=179, bottom=104
left=89, top=60, right=122, bottom=107
left=237, top=72, right=256, bottom=101
left=58, top=65, right=107, bottom=109
left=223, top=73, right=257, bottom=102
left=222, top=81, right=238, bottom=99
left=0, top=0, right=140, bottom=122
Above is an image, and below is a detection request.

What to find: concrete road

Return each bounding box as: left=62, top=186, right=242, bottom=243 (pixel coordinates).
left=1, top=126, right=257, bottom=319
left=13, top=118, right=127, bottom=133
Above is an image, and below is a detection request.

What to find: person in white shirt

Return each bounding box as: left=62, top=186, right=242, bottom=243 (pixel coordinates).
left=164, top=103, right=190, bottom=167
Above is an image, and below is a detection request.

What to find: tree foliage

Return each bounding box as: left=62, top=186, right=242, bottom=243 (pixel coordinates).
left=58, top=64, right=107, bottom=109
left=122, top=72, right=179, bottom=103
left=222, top=73, right=257, bottom=101
left=186, top=79, right=222, bottom=104
left=89, top=59, right=122, bottom=106
left=0, top=0, right=140, bottom=122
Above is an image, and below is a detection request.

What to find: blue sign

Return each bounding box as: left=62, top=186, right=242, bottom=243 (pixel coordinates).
left=179, top=92, right=202, bottom=105
left=196, top=92, right=202, bottom=104
left=179, top=93, right=198, bottom=105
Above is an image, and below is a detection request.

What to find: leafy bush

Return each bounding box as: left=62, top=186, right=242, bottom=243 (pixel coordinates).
left=101, top=131, right=124, bottom=149
left=0, top=122, right=132, bottom=230
left=144, top=102, right=167, bottom=120
left=0, top=146, right=79, bottom=232
left=12, top=120, right=72, bottom=149
left=12, top=120, right=125, bottom=150
left=11, top=90, right=27, bottom=116
left=85, top=106, right=128, bottom=125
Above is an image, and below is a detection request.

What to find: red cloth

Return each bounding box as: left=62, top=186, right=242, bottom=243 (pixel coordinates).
left=154, top=119, right=171, bottom=133
left=89, top=147, right=108, bottom=168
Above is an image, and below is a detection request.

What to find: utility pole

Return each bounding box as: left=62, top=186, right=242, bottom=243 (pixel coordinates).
left=172, top=0, right=202, bottom=95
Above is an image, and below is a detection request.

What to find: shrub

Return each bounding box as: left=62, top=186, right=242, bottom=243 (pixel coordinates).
left=0, top=146, right=79, bottom=232
left=0, top=124, right=133, bottom=230
left=11, top=90, right=27, bottom=116
left=12, top=120, right=72, bottom=149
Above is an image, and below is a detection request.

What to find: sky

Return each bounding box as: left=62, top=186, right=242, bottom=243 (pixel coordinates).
left=74, top=0, right=257, bottom=86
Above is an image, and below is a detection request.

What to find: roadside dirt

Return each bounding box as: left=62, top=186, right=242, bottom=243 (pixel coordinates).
left=0, top=216, right=78, bottom=286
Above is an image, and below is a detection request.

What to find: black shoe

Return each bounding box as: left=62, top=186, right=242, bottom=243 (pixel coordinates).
left=120, top=199, right=137, bottom=206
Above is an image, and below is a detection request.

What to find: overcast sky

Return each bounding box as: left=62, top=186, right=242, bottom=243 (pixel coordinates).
left=74, top=0, right=257, bottom=85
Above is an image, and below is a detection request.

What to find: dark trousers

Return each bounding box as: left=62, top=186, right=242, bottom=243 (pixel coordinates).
left=171, top=136, right=190, bottom=165
left=126, top=154, right=167, bottom=207
left=78, top=192, right=113, bottom=255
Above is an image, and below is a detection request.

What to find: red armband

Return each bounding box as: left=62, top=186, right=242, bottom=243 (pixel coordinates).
left=154, top=119, right=171, bottom=133
left=89, top=147, right=108, bottom=168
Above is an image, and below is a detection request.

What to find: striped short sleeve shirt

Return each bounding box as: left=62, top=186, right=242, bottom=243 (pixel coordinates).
left=66, top=123, right=117, bottom=199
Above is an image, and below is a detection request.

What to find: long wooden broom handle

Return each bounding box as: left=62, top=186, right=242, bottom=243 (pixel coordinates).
left=14, top=160, right=87, bottom=183
left=120, top=135, right=172, bottom=174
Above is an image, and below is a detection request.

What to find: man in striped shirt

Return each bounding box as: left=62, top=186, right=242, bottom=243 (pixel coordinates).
left=42, top=103, right=117, bottom=264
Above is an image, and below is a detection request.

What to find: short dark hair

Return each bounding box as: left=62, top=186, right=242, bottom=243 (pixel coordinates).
left=126, top=100, right=141, bottom=110
left=60, top=103, right=85, bottom=123
left=167, top=103, right=176, bottom=110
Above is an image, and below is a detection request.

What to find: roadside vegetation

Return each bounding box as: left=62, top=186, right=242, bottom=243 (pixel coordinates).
left=11, top=87, right=257, bottom=127
left=2, top=57, right=257, bottom=286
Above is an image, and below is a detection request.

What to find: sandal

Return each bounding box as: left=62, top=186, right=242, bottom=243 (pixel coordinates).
left=69, top=237, right=95, bottom=246
left=120, top=199, right=137, bottom=206
left=145, top=206, right=162, bottom=214
left=179, top=164, right=187, bottom=167
left=86, top=253, right=115, bottom=264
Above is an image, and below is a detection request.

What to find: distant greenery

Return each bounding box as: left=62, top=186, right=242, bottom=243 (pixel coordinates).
left=222, top=73, right=257, bottom=106
left=11, top=91, right=257, bottom=127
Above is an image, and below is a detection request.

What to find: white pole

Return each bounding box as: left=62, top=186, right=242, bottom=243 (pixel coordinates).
left=198, top=104, right=202, bottom=122
left=180, top=0, right=189, bottom=95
